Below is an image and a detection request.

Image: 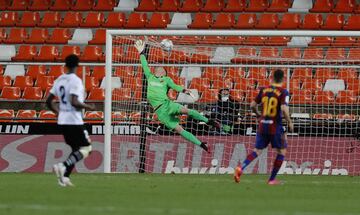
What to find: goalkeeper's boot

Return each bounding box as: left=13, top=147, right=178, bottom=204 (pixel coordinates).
left=267, top=179, right=283, bottom=186
left=200, top=142, right=210, bottom=153
left=234, top=166, right=243, bottom=183
left=62, top=177, right=75, bottom=187
left=53, top=163, right=66, bottom=186
left=208, top=119, right=221, bottom=129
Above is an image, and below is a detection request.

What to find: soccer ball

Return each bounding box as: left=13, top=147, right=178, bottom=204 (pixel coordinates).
left=160, top=39, right=173, bottom=52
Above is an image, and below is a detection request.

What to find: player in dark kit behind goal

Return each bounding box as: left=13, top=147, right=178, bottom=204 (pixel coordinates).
left=46, top=54, right=95, bottom=187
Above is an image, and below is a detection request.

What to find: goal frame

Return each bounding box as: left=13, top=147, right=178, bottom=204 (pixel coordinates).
left=104, top=29, right=360, bottom=173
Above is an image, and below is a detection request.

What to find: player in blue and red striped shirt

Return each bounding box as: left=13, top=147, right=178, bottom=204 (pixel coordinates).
left=234, top=69, right=294, bottom=185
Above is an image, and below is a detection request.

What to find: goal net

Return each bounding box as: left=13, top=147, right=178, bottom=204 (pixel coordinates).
left=104, top=30, right=360, bottom=175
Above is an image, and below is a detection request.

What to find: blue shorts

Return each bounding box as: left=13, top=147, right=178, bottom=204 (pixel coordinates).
left=255, top=132, right=287, bottom=150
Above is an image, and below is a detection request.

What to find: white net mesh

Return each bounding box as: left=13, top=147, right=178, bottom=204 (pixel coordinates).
left=107, top=33, right=360, bottom=175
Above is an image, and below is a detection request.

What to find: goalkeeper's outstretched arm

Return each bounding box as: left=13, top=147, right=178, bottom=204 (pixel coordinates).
left=134, top=39, right=153, bottom=79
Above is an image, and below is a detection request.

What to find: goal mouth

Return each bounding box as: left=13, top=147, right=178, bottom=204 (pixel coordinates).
left=104, top=30, right=360, bottom=175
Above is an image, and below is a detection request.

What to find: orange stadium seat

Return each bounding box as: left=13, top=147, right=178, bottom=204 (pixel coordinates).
left=36, top=76, right=54, bottom=90
left=259, top=47, right=280, bottom=61
left=16, top=110, right=37, bottom=122
left=0, top=0, right=10, bottom=10
left=8, top=0, right=30, bottom=10
left=291, top=89, right=312, bottom=104
left=310, top=0, right=333, bottom=12
left=39, top=110, right=56, bottom=122
left=199, top=89, right=219, bottom=103
left=47, top=28, right=72, bottom=44
left=333, top=0, right=356, bottom=13
left=303, top=48, right=324, bottom=60
left=313, top=113, right=333, bottom=120
left=321, top=14, right=344, bottom=30
left=29, top=0, right=51, bottom=10
left=4, top=28, right=27, bottom=44
left=233, top=78, right=248, bottom=91
left=256, top=79, right=270, bottom=88
left=301, top=14, right=323, bottom=29
left=48, top=65, right=65, bottom=78
left=337, top=114, right=356, bottom=121
left=302, top=79, right=323, bottom=92
left=0, top=76, right=11, bottom=90
left=77, top=66, right=91, bottom=78
left=27, top=65, right=46, bottom=80
left=201, top=35, right=225, bottom=44
left=38, top=12, right=61, bottom=27
left=225, top=67, right=245, bottom=80
left=281, top=48, right=301, bottom=60
left=231, top=47, right=257, bottom=64
left=50, top=0, right=73, bottom=10
left=243, top=36, right=267, bottom=45
left=256, top=13, right=279, bottom=29
left=26, top=28, right=49, bottom=44
left=180, top=0, right=203, bottom=12
left=223, top=0, right=245, bottom=12
left=234, top=13, right=256, bottom=29
left=136, top=0, right=159, bottom=11
left=81, top=46, right=104, bottom=62
left=84, top=76, right=99, bottom=91
left=18, top=11, right=40, bottom=27
left=112, top=88, right=132, bottom=100
left=313, top=91, right=335, bottom=104
left=348, top=48, right=360, bottom=60
left=89, top=29, right=105, bottom=45
left=246, top=0, right=268, bottom=12
left=14, top=76, right=33, bottom=90
left=212, top=78, right=233, bottom=89
left=188, top=13, right=212, bottom=29
left=129, top=111, right=141, bottom=122
left=123, top=78, right=142, bottom=91
left=292, top=68, right=313, bottom=81
left=146, top=13, right=170, bottom=28
left=93, top=0, right=116, bottom=11
left=189, top=78, right=211, bottom=92
left=0, top=12, right=18, bottom=27
left=12, top=45, right=37, bottom=61
left=22, top=87, right=43, bottom=100
left=229, top=89, right=244, bottom=102
left=332, top=37, right=356, bottom=46
left=164, top=66, right=179, bottom=78
left=343, top=15, right=360, bottom=30
left=336, top=90, right=357, bottom=104
left=112, top=46, right=125, bottom=61
left=60, top=12, right=83, bottom=27
left=0, top=28, right=7, bottom=42
left=158, top=0, right=180, bottom=11
left=133, top=90, right=144, bottom=101
left=72, top=0, right=95, bottom=11
left=212, top=13, right=235, bottom=29
left=102, top=12, right=125, bottom=28
left=267, top=36, right=290, bottom=46
left=314, top=68, right=336, bottom=81
left=0, top=109, right=14, bottom=122
left=337, top=68, right=358, bottom=81
left=1, top=87, right=21, bottom=100
left=59, top=46, right=81, bottom=61
left=277, top=13, right=300, bottom=29
left=288, top=79, right=302, bottom=91
left=84, top=111, right=103, bottom=123
left=248, top=67, right=267, bottom=80
left=267, top=0, right=291, bottom=12
left=167, top=89, right=178, bottom=100
left=34, top=45, right=60, bottom=62
left=325, top=48, right=346, bottom=60
left=87, top=88, right=105, bottom=100
left=92, top=66, right=105, bottom=81
left=309, top=37, right=333, bottom=46
left=201, top=0, right=224, bottom=12
left=347, top=79, right=360, bottom=92
left=124, top=13, right=147, bottom=28
left=245, top=90, right=258, bottom=102
left=112, top=111, right=127, bottom=122
left=203, top=67, right=223, bottom=80
left=81, top=12, right=105, bottom=27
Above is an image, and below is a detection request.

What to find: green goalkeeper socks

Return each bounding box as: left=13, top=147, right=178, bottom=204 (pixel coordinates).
left=188, top=109, right=209, bottom=123
left=180, top=130, right=201, bottom=146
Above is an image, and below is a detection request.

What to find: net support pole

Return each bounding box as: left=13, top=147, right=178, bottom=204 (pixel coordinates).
left=138, top=67, right=149, bottom=173
left=104, top=31, right=113, bottom=173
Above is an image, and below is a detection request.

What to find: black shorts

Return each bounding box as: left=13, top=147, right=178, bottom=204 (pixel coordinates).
left=61, top=125, right=91, bottom=150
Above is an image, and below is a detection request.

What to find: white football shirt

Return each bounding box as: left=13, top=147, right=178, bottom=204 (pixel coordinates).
left=50, top=73, right=85, bottom=125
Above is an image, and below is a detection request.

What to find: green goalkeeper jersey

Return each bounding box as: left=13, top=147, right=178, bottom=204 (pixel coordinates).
left=140, top=54, right=184, bottom=108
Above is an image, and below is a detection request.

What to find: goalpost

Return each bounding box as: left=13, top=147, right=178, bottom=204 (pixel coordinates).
left=104, top=30, right=360, bottom=175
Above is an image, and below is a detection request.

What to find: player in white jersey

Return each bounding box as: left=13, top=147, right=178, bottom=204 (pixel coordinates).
left=46, top=54, right=95, bottom=187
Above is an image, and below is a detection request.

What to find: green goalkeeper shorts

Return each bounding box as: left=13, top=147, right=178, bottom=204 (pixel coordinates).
left=155, top=100, right=183, bottom=130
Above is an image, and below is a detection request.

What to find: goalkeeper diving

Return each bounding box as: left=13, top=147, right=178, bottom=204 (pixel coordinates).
left=134, top=39, right=220, bottom=153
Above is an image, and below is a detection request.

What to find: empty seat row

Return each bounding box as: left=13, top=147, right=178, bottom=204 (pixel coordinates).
left=290, top=90, right=360, bottom=104
left=188, top=13, right=360, bottom=30
left=12, top=45, right=105, bottom=62
left=0, top=11, right=167, bottom=28
left=0, top=0, right=116, bottom=11
left=311, top=0, right=360, bottom=13
left=136, top=0, right=291, bottom=12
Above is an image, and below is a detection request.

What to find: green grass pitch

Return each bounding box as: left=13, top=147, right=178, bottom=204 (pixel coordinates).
left=0, top=173, right=359, bottom=215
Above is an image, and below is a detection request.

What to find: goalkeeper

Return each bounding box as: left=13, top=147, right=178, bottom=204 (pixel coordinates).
left=134, top=39, right=219, bottom=153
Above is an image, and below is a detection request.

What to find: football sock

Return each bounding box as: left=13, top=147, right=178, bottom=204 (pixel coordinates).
left=64, top=164, right=74, bottom=177
left=188, top=109, right=208, bottom=123
left=180, top=130, right=201, bottom=146
left=63, top=150, right=84, bottom=171
left=242, top=151, right=258, bottom=170
left=269, top=154, right=285, bottom=181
